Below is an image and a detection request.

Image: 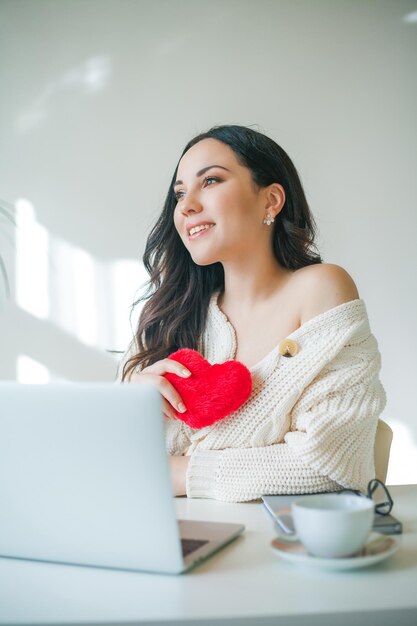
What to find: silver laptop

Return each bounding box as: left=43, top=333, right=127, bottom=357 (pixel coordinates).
left=0, top=382, right=244, bottom=574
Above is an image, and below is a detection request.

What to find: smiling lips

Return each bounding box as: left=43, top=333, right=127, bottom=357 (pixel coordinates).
left=187, top=223, right=215, bottom=239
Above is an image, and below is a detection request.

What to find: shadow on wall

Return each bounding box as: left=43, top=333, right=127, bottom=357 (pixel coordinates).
left=16, top=56, right=111, bottom=134
left=1, top=198, right=146, bottom=382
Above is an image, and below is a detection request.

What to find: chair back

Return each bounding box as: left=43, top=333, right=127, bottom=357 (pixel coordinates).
left=374, top=419, right=393, bottom=483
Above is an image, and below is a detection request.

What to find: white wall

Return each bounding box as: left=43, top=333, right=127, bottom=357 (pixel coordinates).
left=1, top=0, right=416, bottom=484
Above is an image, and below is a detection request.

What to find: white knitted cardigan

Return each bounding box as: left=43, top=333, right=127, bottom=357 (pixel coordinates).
left=164, top=295, right=386, bottom=502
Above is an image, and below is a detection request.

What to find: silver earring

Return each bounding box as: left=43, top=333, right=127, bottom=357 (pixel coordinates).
left=263, top=214, right=275, bottom=226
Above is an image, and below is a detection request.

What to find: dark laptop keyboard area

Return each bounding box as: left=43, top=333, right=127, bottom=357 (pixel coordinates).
left=181, top=538, right=209, bottom=557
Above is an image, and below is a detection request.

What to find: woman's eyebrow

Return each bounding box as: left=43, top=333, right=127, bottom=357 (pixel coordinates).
left=174, top=165, right=230, bottom=187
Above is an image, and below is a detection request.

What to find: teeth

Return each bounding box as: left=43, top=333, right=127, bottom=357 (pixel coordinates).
left=189, top=224, right=212, bottom=236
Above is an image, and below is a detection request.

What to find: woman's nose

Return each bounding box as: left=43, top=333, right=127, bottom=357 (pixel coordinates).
left=180, top=193, right=203, bottom=216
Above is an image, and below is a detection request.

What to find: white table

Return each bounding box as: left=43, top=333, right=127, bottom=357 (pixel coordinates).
left=1, top=485, right=416, bottom=626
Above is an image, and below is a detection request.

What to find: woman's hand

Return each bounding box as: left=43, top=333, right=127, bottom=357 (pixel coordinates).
left=169, top=456, right=190, bottom=496
left=129, top=358, right=191, bottom=419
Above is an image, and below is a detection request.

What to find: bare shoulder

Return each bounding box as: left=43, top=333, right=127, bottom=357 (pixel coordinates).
left=292, top=264, right=360, bottom=324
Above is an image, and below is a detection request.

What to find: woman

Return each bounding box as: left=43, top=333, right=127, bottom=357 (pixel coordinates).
left=120, top=125, right=386, bottom=502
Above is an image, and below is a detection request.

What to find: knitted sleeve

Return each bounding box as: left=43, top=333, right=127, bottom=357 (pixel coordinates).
left=185, top=334, right=386, bottom=502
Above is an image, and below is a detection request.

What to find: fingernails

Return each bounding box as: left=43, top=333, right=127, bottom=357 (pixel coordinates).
left=177, top=402, right=186, bottom=413
left=182, top=369, right=191, bottom=377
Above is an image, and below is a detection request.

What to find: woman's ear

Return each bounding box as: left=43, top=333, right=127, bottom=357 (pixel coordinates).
left=265, top=183, right=285, bottom=219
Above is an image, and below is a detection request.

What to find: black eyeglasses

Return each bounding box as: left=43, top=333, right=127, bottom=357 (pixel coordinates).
left=339, top=479, right=394, bottom=516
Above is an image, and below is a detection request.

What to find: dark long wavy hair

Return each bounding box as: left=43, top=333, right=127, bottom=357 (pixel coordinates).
left=122, top=125, right=322, bottom=380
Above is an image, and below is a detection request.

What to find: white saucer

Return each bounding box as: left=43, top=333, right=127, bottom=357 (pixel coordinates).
left=271, top=533, right=400, bottom=570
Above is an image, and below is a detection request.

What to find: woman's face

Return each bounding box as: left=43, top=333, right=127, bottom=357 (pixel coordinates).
left=173, top=138, right=272, bottom=266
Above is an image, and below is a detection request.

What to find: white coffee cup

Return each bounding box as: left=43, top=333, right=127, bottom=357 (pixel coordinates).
left=275, top=493, right=374, bottom=558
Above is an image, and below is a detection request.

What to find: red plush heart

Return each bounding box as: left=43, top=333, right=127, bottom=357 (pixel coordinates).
left=165, top=349, right=252, bottom=429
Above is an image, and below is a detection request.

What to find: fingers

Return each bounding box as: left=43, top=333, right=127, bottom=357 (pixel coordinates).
left=131, top=358, right=190, bottom=416
left=142, top=358, right=191, bottom=379
left=162, top=398, right=177, bottom=420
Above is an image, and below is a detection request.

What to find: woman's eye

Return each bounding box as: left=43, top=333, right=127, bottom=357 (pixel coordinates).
left=204, top=176, right=220, bottom=187
left=174, top=176, right=221, bottom=200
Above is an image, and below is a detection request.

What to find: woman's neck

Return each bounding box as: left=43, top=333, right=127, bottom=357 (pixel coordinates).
left=219, top=254, right=292, bottom=314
